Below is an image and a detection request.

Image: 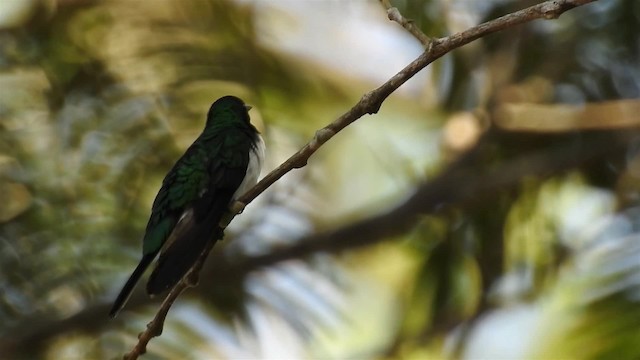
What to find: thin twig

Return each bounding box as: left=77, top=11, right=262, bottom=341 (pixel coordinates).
left=123, top=0, right=599, bottom=358
left=380, top=0, right=431, bottom=46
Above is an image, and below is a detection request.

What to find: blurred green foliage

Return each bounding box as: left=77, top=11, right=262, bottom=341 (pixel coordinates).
left=1, top=0, right=640, bottom=359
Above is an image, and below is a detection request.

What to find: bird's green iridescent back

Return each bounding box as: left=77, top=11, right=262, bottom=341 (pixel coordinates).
left=109, top=95, right=261, bottom=317
left=142, top=143, right=213, bottom=254
left=141, top=124, right=255, bottom=255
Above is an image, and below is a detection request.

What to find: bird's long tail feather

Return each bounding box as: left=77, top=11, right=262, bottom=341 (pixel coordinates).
left=146, top=201, right=227, bottom=296
left=109, top=253, right=156, bottom=318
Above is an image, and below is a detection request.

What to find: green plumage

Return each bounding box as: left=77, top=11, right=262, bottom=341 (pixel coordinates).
left=141, top=146, right=210, bottom=254
left=110, top=96, right=263, bottom=318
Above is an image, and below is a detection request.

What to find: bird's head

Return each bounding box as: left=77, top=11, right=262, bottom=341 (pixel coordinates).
left=206, top=95, right=253, bottom=128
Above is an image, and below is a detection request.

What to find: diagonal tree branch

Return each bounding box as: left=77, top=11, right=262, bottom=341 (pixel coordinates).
left=122, top=0, right=599, bottom=358
left=238, top=0, right=598, bottom=210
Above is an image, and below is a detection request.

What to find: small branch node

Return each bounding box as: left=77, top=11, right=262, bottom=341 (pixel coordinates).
left=360, top=91, right=374, bottom=110
left=306, top=127, right=335, bottom=155
left=313, top=128, right=336, bottom=147
left=540, top=0, right=575, bottom=19
left=185, top=271, right=199, bottom=287
left=381, top=1, right=431, bottom=46
left=292, top=157, right=308, bottom=169
left=387, top=7, right=401, bottom=21
left=360, top=91, right=382, bottom=114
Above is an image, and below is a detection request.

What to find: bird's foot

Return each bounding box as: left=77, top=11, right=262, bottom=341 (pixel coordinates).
left=219, top=201, right=246, bottom=228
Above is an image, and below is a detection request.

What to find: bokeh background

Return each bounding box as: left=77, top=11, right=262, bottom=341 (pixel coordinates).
left=1, top=0, right=640, bottom=359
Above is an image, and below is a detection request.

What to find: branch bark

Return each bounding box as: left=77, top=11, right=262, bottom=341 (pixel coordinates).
left=121, top=0, right=599, bottom=358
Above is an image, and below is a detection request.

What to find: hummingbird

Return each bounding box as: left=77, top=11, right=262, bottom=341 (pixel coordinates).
left=109, top=95, right=265, bottom=318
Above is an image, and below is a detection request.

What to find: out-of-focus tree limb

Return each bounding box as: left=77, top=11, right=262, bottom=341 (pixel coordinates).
left=495, top=99, right=640, bottom=132
left=234, top=131, right=633, bottom=269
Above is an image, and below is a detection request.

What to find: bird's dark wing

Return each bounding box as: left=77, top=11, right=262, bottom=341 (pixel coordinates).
left=109, top=145, right=210, bottom=317
left=146, top=135, right=251, bottom=295
left=142, top=146, right=212, bottom=255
